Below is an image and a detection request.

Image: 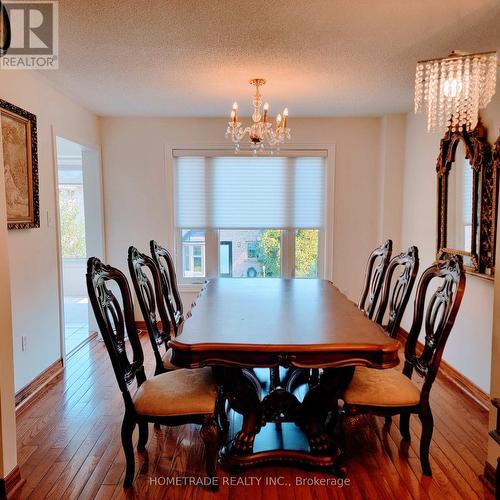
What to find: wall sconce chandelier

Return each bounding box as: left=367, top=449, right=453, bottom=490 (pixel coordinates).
left=226, top=78, right=290, bottom=152
left=415, top=50, right=497, bottom=133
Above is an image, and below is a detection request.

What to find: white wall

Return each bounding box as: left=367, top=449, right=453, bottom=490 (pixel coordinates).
left=100, top=116, right=383, bottom=309
left=378, top=114, right=406, bottom=250
left=400, top=94, right=500, bottom=394
left=0, top=117, right=18, bottom=479
left=483, top=91, right=500, bottom=469
left=0, top=71, right=100, bottom=391
left=488, top=189, right=500, bottom=469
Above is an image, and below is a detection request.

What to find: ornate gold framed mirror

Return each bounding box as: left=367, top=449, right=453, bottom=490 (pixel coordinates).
left=436, top=121, right=498, bottom=278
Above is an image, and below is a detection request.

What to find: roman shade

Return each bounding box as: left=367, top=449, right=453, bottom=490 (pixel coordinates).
left=174, top=153, right=326, bottom=229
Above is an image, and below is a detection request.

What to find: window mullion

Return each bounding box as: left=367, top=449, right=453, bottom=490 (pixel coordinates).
left=282, top=157, right=296, bottom=279
left=318, top=228, right=326, bottom=279
left=281, top=230, right=287, bottom=278
left=175, top=228, right=183, bottom=279
left=281, top=229, right=295, bottom=278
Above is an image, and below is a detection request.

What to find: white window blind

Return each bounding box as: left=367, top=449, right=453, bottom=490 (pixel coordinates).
left=174, top=154, right=326, bottom=229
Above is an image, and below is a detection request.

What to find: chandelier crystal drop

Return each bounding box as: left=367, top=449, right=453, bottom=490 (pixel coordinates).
left=414, top=51, right=497, bottom=133
left=225, top=78, right=291, bottom=152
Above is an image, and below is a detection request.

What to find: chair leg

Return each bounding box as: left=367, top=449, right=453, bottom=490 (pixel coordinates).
left=215, top=390, right=229, bottom=439
left=121, top=415, right=136, bottom=487
left=419, top=405, right=434, bottom=476
left=138, top=421, right=149, bottom=451
left=200, top=415, right=222, bottom=491
left=269, top=366, right=280, bottom=391
left=335, top=410, right=349, bottom=456
left=309, top=368, right=320, bottom=388
left=400, top=412, right=411, bottom=441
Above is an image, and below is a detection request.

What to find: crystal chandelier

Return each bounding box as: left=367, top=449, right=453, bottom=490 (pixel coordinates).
left=225, top=78, right=291, bottom=151
left=414, top=50, right=497, bottom=133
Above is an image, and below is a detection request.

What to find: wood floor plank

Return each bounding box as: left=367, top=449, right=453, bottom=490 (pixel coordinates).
left=94, top=484, right=116, bottom=500
left=12, top=336, right=494, bottom=500
left=365, top=416, right=430, bottom=500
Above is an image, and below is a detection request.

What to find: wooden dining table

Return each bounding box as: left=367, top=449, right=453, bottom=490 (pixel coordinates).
left=169, top=278, right=400, bottom=474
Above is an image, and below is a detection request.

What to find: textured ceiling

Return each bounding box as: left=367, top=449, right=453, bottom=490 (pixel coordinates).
left=38, top=0, right=500, bottom=117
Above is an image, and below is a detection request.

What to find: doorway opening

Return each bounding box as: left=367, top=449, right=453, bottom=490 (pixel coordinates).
left=55, top=137, right=104, bottom=355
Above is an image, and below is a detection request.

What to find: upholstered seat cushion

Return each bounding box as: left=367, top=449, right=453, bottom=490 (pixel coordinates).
left=133, top=367, right=217, bottom=417
left=162, top=348, right=180, bottom=370
left=343, top=366, right=421, bottom=407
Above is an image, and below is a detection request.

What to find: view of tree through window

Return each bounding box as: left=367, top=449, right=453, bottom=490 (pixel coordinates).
left=257, top=230, right=281, bottom=277
left=218, top=230, right=280, bottom=278
left=59, top=187, right=86, bottom=259
left=295, top=229, right=319, bottom=278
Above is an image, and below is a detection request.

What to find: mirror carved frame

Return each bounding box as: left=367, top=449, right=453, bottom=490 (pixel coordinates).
left=436, top=121, right=498, bottom=278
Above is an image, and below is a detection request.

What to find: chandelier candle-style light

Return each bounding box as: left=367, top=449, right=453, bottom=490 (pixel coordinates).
left=414, top=50, right=497, bottom=133
left=226, top=78, right=291, bottom=151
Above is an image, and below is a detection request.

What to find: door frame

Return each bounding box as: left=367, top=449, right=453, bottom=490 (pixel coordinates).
left=51, top=128, right=105, bottom=362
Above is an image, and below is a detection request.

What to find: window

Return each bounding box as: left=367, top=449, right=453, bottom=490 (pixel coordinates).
left=175, top=153, right=327, bottom=282
left=181, top=230, right=205, bottom=278
left=58, top=168, right=87, bottom=259
left=247, top=241, right=259, bottom=260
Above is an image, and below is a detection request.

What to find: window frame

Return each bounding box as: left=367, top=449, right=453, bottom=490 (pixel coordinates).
left=168, top=145, right=335, bottom=287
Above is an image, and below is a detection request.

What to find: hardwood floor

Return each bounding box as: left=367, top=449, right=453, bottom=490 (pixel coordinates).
left=10, top=335, right=493, bottom=500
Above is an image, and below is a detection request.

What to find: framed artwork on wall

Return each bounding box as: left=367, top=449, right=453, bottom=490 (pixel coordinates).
left=0, top=98, right=39, bottom=229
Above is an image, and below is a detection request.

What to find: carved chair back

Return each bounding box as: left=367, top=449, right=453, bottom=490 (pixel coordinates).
left=403, top=255, right=466, bottom=397
left=128, top=246, right=172, bottom=372
left=375, top=246, right=419, bottom=338
left=358, top=240, right=393, bottom=319
left=86, top=257, right=145, bottom=411
left=150, top=240, right=184, bottom=334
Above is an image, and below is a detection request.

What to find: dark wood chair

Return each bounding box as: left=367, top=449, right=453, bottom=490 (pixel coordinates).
left=128, top=246, right=177, bottom=375
left=342, top=255, right=466, bottom=475
left=287, top=239, right=395, bottom=392
left=375, top=246, right=419, bottom=338
left=86, top=257, right=221, bottom=488
left=358, top=239, right=393, bottom=319
left=150, top=240, right=184, bottom=334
